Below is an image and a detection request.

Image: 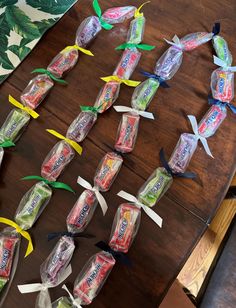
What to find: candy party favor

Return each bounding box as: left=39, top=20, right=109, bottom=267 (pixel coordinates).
left=93, top=81, right=120, bottom=113
left=102, top=6, right=136, bottom=24
left=211, top=68, right=234, bottom=102
left=75, top=16, right=102, bottom=48
left=127, top=16, right=146, bottom=45
left=212, top=35, right=232, bottom=66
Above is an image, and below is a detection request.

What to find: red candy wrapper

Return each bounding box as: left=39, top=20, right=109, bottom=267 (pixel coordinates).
left=101, top=6, right=136, bottom=24
left=75, top=16, right=102, bottom=48
left=115, top=112, right=140, bottom=153
left=94, top=152, right=123, bottom=192
left=180, top=32, right=213, bottom=51
left=41, top=141, right=75, bottom=182
left=113, top=47, right=141, bottom=80
left=74, top=251, right=116, bottom=305
left=94, top=81, right=120, bottom=113
left=20, top=74, right=54, bottom=110
left=47, top=48, right=79, bottom=78
left=109, top=203, right=141, bottom=253
left=211, top=68, right=234, bottom=103
left=67, top=190, right=98, bottom=233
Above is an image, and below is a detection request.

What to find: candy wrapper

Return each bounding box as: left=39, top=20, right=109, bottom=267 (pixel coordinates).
left=66, top=111, right=97, bottom=143
left=198, top=104, right=227, bottom=138
left=180, top=32, right=213, bottom=51
left=109, top=203, right=141, bottom=253
left=41, top=141, right=75, bottom=182
left=115, top=112, right=140, bottom=153
left=15, top=182, right=52, bottom=230
left=67, top=190, right=98, bottom=233
left=131, top=78, right=160, bottom=111
left=212, top=35, right=232, bottom=66
left=113, top=47, right=141, bottom=80
left=138, top=167, right=173, bottom=207
left=127, top=16, right=146, bottom=44
left=74, top=251, right=116, bottom=305
left=52, top=296, right=72, bottom=308
left=75, top=16, right=102, bottom=48
left=0, top=109, right=30, bottom=143
left=20, top=74, right=54, bottom=110
left=93, top=81, right=120, bottom=113
left=94, top=152, right=123, bottom=192
left=101, top=6, right=136, bottom=24
left=47, top=48, right=79, bottom=78
left=211, top=68, right=234, bottom=102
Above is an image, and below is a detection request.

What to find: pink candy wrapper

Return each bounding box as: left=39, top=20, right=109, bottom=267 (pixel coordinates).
left=75, top=16, right=102, bottom=48
left=211, top=68, right=234, bottom=103
left=102, top=6, right=136, bottom=24
left=94, top=81, right=120, bottom=113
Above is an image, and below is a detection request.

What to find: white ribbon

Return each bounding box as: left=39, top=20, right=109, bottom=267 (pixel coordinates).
left=187, top=115, right=214, bottom=158
left=117, top=190, right=163, bottom=228
left=77, top=176, right=108, bottom=216
left=113, top=106, right=154, bottom=120
left=164, top=34, right=182, bottom=50
left=18, top=265, right=72, bottom=293
left=213, top=55, right=236, bottom=72
left=62, top=284, right=83, bottom=308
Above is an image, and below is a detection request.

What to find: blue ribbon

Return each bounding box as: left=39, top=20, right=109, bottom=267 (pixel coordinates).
left=48, top=231, right=94, bottom=241
left=208, top=96, right=236, bottom=114
left=212, top=22, right=220, bottom=36
left=140, top=71, right=170, bottom=88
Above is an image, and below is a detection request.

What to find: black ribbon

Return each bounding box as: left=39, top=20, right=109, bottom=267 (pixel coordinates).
left=208, top=95, right=236, bottom=114
left=212, top=22, right=220, bottom=36
left=159, top=148, right=196, bottom=179
left=48, top=231, right=95, bottom=241
left=95, top=241, right=132, bottom=266
left=140, top=71, right=170, bottom=88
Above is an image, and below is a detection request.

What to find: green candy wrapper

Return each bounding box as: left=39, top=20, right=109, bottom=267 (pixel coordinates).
left=15, top=182, right=52, bottom=230
left=127, top=16, right=146, bottom=44
left=131, top=78, right=160, bottom=111
left=138, top=167, right=173, bottom=207
left=0, top=278, right=7, bottom=292
left=212, top=35, right=232, bottom=67
left=52, top=297, right=72, bottom=308
left=0, top=109, right=30, bottom=143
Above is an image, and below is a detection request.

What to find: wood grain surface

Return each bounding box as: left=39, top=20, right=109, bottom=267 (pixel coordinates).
left=0, top=1, right=235, bottom=307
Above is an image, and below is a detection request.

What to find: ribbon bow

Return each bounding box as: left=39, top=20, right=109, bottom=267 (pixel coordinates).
left=212, top=22, right=220, bottom=36
left=134, top=1, right=151, bottom=18
left=93, top=0, right=113, bottom=30
left=208, top=96, right=236, bottom=114
left=9, top=95, right=39, bottom=119
left=0, top=140, right=15, bottom=148
left=77, top=176, right=108, bottom=215
left=187, top=115, right=214, bottom=158
left=95, top=241, right=132, bottom=266
left=31, top=68, right=67, bottom=84
left=21, top=175, right=75, bottom=193
left=140, top=71, right=170, bottom=88
left=63, top=45, right=94, bottom=56
left=62, top=285, right=83, bottom=308
left=0, top=217, right=33, bottom=257
left=164, top=35, right=182, bottom=50
left=18, top=265, right=72, bottom=293
left=115, top=43, right=155, bottom=51
left=80, top=105, right=102, bottom=113
left=113, top=106, right=154, bottom=119
left=48, top=231, right=94, bottom=241
left=101, top=76, right=141, bottom=87
left=117, top=191, right=163, bottom=227
left=46, top=129, right=83, bottom=155
left=213, top=56, right=236, bottom=72
left=159, top=148, right=196, bottom=178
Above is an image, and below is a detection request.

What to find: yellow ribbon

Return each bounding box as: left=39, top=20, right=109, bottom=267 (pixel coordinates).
left=134, top=1, right=151, bottom=18
left=100, top=76, right=141, bottom=87
left=0, top=217, right=33, bottom=257
left=63, top=45, right=94, bottom=56
left=9, top=95, right=39, bottom=119
left=46, top=129, right=83, bottom=155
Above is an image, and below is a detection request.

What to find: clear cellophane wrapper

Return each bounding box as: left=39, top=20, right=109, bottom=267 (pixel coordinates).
left=93, top=81, right=120, bottom=113
left=131, top=78, right=160, bottom=111
left=0, top=147, right=4, bottom=168
left=14, top=181, right=52, bottom=231
left=93, top=151, right=123, bottom=192
left=179, top=32, right=213, bottom=51
left=109, top=203, right=141, bottom=253
left=114, top=112, right=140, bottom=153
left=41, top=141, right=75, bottom=182
left=75, top=16, right=102, bottom=48
left=113, top=47, right=141, bottom=80
left=138, top=167, right=173, bottom=208
left=0, top=109, right=30, bottom=143
left=101, top=6, right=136, bottom=24
left=126, top=16, right=145, bottom=44
left=211, top=68, right=234, bottom=103
left=20, top=74, right=54, bottom=110
left=73, top=251, right=116, bottom=305
left=0, top=227, right=21, bottom=307
left=212, top=35, right=232, bottom=66
left=168, top=133, right=198, bottom=173
left=47, top=48, right=79, bottom=78
left=66, top=111, right=97, bottom=143
left=36, top=236, right=75, bottom=308
left=52, top=296, right=72, bottom=308
left=66, top=189, right=98, bottom=233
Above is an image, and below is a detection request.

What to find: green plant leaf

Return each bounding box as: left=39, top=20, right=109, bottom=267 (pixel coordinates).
left=34, top=18, right=58, bottom=35
left=0, top=14, right=14, bottom=70
left=8, top=44, right=31, bottom=60
left=0, top=0, right=17, bottom=8
left=26, top=0, right=77, bottom=15
left=5, top=5, right=41, bottom=40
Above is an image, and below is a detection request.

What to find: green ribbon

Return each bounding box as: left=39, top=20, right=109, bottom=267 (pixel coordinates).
left=31, top=68, right=67, bottom=85
left=21, top=176, right=75, bottom=193
left=0, top=140, right=15, bottom=148
left=93, top=0, right=113, bottom=30
left=80, top=104, right=102, bottom=113
left=116, top=43, right=156, bottom=51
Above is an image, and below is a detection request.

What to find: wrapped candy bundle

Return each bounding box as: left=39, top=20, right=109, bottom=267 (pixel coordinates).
left=93, top=81, right=120, bottom=113
left=52, top=296, right=72, bottom=308
left=212, top=35, right=232, bottom=67
left=127, top=15, right=146, bottom=45
left=101, top=6, right=136, bottom=24
left=211, top=69, right=234, bottom=103
left=75, top=16, right=102, bottom=48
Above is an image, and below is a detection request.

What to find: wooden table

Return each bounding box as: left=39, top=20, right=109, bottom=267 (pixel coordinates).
left=1, top=1, right=236, bottom=307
